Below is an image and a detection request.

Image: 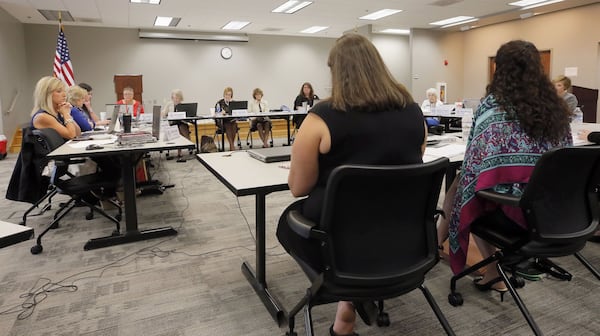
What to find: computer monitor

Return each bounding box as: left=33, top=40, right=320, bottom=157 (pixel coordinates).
left=229, top=100, right=248, bottom=111
left=175, top=102, right=198, bottom=117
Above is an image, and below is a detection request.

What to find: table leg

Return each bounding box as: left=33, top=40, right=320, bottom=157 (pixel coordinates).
left=193, top=121, right=200, bottom=154
left=83, top=152, right=177, bottom=250
left=241, top=192, right=286, bottom=326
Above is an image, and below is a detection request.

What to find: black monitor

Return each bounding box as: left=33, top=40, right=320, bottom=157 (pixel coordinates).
left=229, top=100, right=248, bottom=111
left=175, top=102, right=198, bottom=117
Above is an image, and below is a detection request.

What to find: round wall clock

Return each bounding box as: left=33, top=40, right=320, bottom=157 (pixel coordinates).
left=220, top=47, right=232, bottom=60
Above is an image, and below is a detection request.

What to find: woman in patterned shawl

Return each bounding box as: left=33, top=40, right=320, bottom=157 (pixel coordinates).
left=446, top=40, right=572, bottom=290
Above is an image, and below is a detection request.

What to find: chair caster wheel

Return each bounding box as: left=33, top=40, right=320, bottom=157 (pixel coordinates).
left=50, top=222, right=59, bottom=229
left=510, top=276, right=525, bottom=288
left=115, top=214, right=122, bottom=221
left=111, top=230, right=120, bottom=236
left=376, top=312, right=391, bottom=327
left=285, top=332, right=297, bottom=336
left=31, top=245, right=43, bottom=254
left=86, top=212, right=94, bottom=220
left=448, top=292, right=463, bottom=306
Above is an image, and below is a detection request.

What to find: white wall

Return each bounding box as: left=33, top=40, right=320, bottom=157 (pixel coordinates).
left=372, top=34, right=411, bottom=92
left=0, top=6, right=28, bottom=138
left=24, top=25, right=335, bottom=116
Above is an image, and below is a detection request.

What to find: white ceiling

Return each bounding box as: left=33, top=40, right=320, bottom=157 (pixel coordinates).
left=1, top=0, right=598, bottom=38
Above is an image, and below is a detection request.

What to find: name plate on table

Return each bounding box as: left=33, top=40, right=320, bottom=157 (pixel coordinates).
left=164, top=125, right=181, bottom=141
left=232, top=109, right=248, bottom=116
left=168, top=112, right=186, bottom=119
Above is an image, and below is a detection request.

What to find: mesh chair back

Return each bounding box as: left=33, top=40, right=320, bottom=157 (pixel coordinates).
left=319, top=158, right=449, bottom=287
left=521, top=146, right=600, bottom=241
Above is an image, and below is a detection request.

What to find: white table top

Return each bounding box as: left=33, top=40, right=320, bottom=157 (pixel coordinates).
left=197, top=151, right=291, bottom=196
left=0, top=221, right=33, bottom=248
left=48, top=136, right=195, bottom=159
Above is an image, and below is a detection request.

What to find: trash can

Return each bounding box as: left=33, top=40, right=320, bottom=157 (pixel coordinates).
left=0, top=135, right=7, bottom=159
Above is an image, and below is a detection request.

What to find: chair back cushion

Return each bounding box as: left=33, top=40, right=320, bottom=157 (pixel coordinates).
left=521, top=146, right=600, bottom=242
left=319, top=158, right=449, bottom=287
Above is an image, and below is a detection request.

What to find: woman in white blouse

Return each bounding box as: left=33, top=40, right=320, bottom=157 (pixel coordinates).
left=421, top=87, right=443, bottom=112
left=248, top=88, right=272, bottom=148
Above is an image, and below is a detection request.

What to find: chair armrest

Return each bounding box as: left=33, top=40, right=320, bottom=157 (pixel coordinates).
left=287, top=210, right=326, bottom=240
left=476, top=189, right=521, bottom=207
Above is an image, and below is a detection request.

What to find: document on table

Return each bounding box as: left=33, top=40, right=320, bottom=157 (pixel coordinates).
left=425, top=143, right=466, bottom=158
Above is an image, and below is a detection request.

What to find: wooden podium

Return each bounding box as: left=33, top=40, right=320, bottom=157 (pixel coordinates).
left=114, top=75, right=143, bottom=102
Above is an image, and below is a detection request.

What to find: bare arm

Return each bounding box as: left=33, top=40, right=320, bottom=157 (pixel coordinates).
left=288, top=113, right=330, bottom=197
left=32, top=104, right=80, bottom=139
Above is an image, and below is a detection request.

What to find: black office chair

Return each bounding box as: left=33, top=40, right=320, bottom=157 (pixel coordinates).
left=245, top=119, right=273, bottom=148
left=448, top=146, right=600, bottom=336
left=214, top=121, right=242, bottom=150
left=25, top=128, right=122, bottom=255
left=283, top=158, right=455, bottom=336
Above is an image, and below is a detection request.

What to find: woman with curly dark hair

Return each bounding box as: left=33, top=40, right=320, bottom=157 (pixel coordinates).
left=442, top=40, right=572, bottom=296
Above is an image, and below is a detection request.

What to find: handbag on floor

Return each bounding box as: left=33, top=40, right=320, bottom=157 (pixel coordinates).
left=200, top=135, right=218, bottom=153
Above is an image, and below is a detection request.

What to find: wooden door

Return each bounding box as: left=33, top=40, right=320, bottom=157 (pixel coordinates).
left=114, top=75, right=143, bottom=102
left=488, top=50, right=551, bottom=83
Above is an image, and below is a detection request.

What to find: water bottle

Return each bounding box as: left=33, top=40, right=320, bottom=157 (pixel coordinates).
left=216, top=103, right=221, bottom=115
left=572, top=107, right=583, bottom=124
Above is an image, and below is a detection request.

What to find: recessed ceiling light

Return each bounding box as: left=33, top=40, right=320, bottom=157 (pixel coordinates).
left=430, top=16, right=475, bottom=26
left=130, top=0, right=161, bottom=4
left=521, top=0, right=563, bottom=10
left=440, top=18, right=478, bottom=28
left=272, top=1, right=313, bottom=14
left=222, top=21, right=251, bottom=30
left=379, top=29, right=410, bottom=35
left=509, top=0, right=548, bottom=6
left=359, top=9, right=402, bottom=21
left=300, top=26, right=328, bottom=34
left=154, top=16, right=180, bottom=27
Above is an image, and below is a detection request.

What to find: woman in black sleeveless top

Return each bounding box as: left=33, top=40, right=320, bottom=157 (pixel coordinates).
left=276, top=33, right=427, bottom=336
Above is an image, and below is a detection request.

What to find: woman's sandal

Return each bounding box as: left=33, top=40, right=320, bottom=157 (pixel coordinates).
left=473, top=276, right=508, bottom=302
left=329, top=324, right=359, bottom=336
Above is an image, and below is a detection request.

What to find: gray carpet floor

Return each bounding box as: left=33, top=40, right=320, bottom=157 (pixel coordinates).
left=0, top=142, right=598, bottom=336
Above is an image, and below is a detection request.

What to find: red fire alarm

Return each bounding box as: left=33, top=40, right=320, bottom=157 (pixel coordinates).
left=444, top=60, right=449, bottom=66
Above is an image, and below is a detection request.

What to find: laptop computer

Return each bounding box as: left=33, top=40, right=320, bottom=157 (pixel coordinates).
left=175, top=103, right=198, bottom=118
left=247, top=146, right=291, bottom=163
left=152, top=105, right=161, bottom=140
left=75, top=105, right=120, bottom=140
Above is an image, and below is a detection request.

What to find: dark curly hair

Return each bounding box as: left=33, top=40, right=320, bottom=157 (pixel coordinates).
left=487, top=40, right=570, bottom=142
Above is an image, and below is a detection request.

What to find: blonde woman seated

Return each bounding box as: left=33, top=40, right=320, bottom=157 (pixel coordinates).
left=248, top=88, right=272, bottom=148
left=161, top=89, right=190, bottom=162
left=421, top=88, right=443, bottom=112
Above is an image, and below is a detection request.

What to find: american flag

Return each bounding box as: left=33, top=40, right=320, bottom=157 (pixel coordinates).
left=53, top=25, right=75, bottom=86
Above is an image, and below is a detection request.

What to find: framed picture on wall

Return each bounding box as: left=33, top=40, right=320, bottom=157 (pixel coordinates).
left=436, top=82, right=447, bottom=104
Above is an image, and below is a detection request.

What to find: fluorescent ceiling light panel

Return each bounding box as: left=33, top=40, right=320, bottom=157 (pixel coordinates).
left=508, top=0, right=548, bottom=6
left=130, top=0, right=161, bottom=4
left=154, top=16, right=180, bottom=27
left=430, top=15, right=475, bottom=26
left=222, top=21, right=251, bottom=30
left=300, top=26, right=328, bottom=34
left=359, top=9, right=402, bottom=21
left=379, top=29, right=410, bottom=35
left=521, top=0, right=563, bottom=10
left=440, top=18, right=478, bottom=28
left=272, top=1, right=313, bottom=14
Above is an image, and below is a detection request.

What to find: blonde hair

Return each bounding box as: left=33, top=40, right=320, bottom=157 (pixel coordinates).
left=32, top=76, right=66, bottom=116
left=67, top=85, right=87, bottom=106
left=171, top=89, right=184, bottom=101
left=223, top=87, right=233, bottom=97
left=252, top=88, right=263, bottom=99
left=553, top=75, right=572, bottom=91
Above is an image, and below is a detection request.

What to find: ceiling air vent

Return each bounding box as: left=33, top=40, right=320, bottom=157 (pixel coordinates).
left=38, top=10, right=74, bottom=22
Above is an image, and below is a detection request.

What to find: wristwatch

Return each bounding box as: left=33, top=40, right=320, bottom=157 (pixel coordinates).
left=65, top=118, right=75, bottom=124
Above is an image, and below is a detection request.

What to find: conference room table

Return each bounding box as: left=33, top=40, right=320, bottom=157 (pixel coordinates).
left=0, top=220, right=33, bottom=249
left=196, top=142, right=465, bottom=326
left=47, top=135, right=195, bottom=250
left=169, top=111, right=308, bottom=152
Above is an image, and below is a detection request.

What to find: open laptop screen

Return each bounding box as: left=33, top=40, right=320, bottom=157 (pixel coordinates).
left=175, top=103, right=198, bottom=117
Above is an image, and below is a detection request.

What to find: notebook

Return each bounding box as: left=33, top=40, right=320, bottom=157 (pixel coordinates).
left=247, top=146, right=291, bottom=163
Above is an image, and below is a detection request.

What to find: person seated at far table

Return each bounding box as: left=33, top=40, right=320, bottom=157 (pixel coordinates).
left=68, top=85, right=95, bottom=132
left=553, top=75, right=579, bottom=113
left=248, top=88, right=272, bottom=148
left=215, top=86, right=239, bottom=151
left=161, top=89, right=190, bottom=162
left=79, top=82, right=109, bottom=126
left=116, top=86, right=144, bottom=117
left=421, top=87, right=444, bottom=112
left=293, top=82, right=319, bottom=129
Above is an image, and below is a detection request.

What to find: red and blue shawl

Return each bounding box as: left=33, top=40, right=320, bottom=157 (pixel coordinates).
left=449, top=95, right=573, bottom=274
